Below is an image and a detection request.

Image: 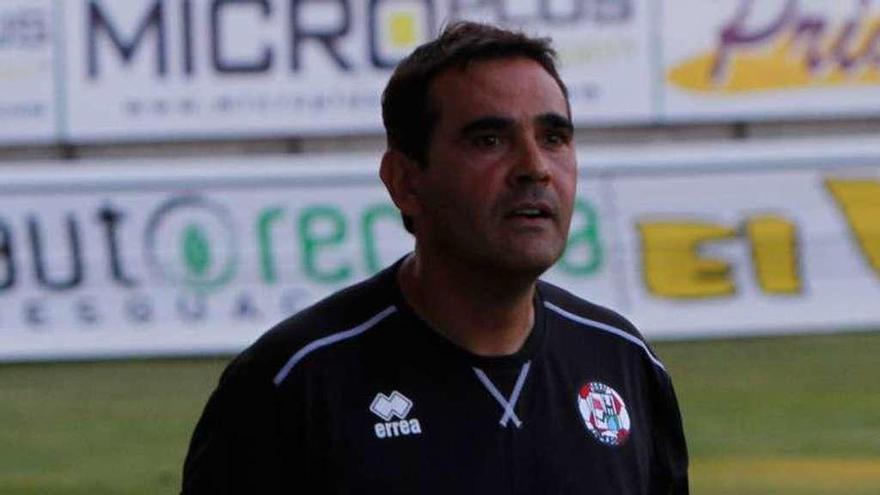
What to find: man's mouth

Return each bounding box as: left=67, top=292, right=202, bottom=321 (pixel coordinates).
left=506, top=203, right=554, bottom=220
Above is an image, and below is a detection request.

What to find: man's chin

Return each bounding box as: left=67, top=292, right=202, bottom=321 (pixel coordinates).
left=489, top=248, right=563, bottom=279
left=437, top=234, right=565, bottom=279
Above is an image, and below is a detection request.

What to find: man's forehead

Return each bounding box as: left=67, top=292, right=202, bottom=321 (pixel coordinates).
left=428, top=57, right=569, bottom=118
left=431, top=57, right=562, bottom=94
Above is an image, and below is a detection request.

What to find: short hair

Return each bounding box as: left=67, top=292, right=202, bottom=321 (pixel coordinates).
left=382, top=21, right=568, bottom=165
left=381, top=21, right=569, bottom=232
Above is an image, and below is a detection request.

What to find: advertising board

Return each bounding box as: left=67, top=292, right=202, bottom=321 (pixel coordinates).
left=611, top=165, right=880, bottom=337
left=11, top=1, right=880, bottom=143
left=662, top=0, right=880, bottom=120
left=0, top=154, right=610, bottom=360
left=60, top=0, right=653, bottom=141
left=0, top=0, right=57, bottom=143
left=3, top=139, right=880, bottom=360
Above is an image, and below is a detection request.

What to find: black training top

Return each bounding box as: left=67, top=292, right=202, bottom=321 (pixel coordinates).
left=181, top=260, right=689, bottom=494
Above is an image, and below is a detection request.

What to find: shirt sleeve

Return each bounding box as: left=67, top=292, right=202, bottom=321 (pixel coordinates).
left=650, top=365, right=690, bottom=495
left=180, top=363, right=287, bottom=494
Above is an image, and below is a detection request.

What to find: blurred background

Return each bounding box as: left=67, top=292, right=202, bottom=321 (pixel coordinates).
left=1, top=0, right=878, bottom=493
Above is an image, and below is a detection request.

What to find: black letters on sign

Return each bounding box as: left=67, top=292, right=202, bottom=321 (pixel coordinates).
left=291, top=0, right=353, bottom=71
left=28, top=214, right=83, bottom=291
left=0, top=220, right=15, bottom=291
left=88, top=0, right=167, bottom=77
left=97, top=205, right=138, bottom=287
left=211, top=0, right=274, bottom=73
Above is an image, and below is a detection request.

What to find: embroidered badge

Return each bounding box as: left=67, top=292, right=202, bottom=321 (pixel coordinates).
left=370, top=391, right=423, bottom=439
left=577, top=382, right=631, bottom=447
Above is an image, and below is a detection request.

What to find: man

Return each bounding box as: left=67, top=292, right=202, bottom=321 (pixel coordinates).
left=182, top=21, right=688, bottom=494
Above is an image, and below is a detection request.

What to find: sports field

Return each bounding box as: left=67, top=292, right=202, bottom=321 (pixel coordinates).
left=1, top=331, right=878, bottom=494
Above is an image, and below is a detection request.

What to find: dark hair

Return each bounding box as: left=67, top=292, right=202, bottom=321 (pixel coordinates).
left=381, top=21, right=568, bottom=232
left=382, top=21, right=568, bottom=165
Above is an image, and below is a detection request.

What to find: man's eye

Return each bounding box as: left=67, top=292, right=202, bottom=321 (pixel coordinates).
left=544, top=132, right=570, bottom=146
left=472, top=134, right=502, bottom=147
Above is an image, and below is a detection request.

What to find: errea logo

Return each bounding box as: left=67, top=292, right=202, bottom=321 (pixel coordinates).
left=369, top=391, right=422, bottom=439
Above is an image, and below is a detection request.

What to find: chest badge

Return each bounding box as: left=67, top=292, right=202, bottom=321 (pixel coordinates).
left=577, top=382, right=631, bottom=447
left=370, top=391, right=423, bottom=439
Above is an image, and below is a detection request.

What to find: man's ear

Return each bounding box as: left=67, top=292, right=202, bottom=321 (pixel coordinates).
left=380, top=150, right=423, bottom=218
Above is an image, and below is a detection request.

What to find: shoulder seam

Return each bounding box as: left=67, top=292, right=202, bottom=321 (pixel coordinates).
left=543, top=301, right=666, bottom=372
left=272, top=305, right=398, bottom=386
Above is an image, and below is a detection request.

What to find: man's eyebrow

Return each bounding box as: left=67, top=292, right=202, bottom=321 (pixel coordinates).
left=537, top=113, right=574, bottom=132
left=459, top=116, right=515, bottom=135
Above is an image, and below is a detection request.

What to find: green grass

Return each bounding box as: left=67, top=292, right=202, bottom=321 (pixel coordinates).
left=660, top=332, right=880, bottom=495
left=0, top=358, right=228, bottom=494
left=1, top=332, right=879, bottom=494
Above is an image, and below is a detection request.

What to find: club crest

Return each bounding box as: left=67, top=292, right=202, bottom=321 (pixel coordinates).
left=577, top=382, right=631, bottom=447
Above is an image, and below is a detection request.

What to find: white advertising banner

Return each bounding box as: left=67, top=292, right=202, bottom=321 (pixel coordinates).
left=0, top=0, right=57, bottom=143
left=12, top=0, right=880, bottom=143
left=61, top=0, right=653, bottom=141
left=662, top=0, right=880, bottom=120
left=2, top=139, right=879, bottom=360
left=0, top=154, right=611, bottom=360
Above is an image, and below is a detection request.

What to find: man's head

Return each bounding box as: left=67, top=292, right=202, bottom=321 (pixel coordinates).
left=380, top=22, right=577, bottom=278
left=382, top=21, right=570, bottom=170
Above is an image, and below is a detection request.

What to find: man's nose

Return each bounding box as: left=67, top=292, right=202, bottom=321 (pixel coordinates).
left=511, top=137, right=551, bottom=185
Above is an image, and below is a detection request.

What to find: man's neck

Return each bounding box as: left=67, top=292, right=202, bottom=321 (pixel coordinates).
left=397, top=251, right=537, bottom=357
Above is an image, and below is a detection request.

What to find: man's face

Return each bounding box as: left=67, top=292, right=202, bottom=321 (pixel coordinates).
left=412, top=56, right=577, bottom=277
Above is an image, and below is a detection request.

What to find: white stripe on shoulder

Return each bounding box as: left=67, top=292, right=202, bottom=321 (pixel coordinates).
left=543, top=301, right=666, bottom=372
left=273, top=305, right=397, bottom=386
